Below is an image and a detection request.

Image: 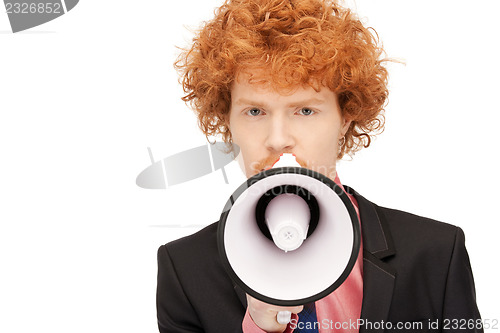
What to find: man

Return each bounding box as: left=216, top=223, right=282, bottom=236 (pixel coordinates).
left=157, top=0, right=482, bottom=332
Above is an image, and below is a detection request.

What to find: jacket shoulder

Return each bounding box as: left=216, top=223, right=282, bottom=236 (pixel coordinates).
left=346, top=185, right=461, bottom=255
left=164, top=222, right=219, bottom=257
left=377, top=205, right=459, bottom=236
left=159, top=222, right=227, bottom=291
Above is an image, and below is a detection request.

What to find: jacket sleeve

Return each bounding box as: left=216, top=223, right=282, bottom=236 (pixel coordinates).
left=442, top=227, right=483, bottom=332
left=156, top=245, right=204, bottom=333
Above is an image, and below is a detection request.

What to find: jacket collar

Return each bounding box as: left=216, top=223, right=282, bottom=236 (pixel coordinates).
left=344, top=185, right=395, bottom=259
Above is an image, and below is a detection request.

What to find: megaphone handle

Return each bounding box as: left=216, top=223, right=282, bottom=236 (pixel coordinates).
left=276, top=311, right=292, bottom=324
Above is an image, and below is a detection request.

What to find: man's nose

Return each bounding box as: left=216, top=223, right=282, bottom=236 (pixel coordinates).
left=264, top=116, right=295, bottom=153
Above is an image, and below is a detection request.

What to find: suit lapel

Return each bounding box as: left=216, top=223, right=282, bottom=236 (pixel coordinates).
left=234, top=284, right=247, bottom=309
left=345, top=186, right=396, bottom=333
left=360, top=251, right=396, bottom=333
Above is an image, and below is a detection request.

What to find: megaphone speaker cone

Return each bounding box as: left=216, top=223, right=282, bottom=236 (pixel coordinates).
left=217, top=167, right=360, bottom=306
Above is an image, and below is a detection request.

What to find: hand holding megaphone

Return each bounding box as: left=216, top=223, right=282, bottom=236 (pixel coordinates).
left=246, top=294, right=303, bottom=331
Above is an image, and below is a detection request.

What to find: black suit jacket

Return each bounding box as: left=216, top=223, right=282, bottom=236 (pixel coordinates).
left=157, top=187, right=482, bottom=332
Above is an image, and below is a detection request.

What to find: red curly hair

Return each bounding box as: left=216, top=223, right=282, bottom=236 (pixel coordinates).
left=175, top=0, right=389, bottom=158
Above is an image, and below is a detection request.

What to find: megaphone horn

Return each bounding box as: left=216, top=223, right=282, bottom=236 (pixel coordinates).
left=217, top=160, right=360, bottom=308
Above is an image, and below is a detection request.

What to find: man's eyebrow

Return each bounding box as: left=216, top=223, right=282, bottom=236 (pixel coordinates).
left=285, top=98, right=325, bottom=107
left=233, top=97, right=325, bottom=108
left=233, top=98, right=268, bottom=108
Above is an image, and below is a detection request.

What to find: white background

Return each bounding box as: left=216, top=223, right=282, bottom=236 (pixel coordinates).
left=1, top=0, right=498, bottom=332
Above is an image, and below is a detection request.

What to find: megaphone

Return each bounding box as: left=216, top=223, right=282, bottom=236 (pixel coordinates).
left=217, top=154, right=360, bottom=323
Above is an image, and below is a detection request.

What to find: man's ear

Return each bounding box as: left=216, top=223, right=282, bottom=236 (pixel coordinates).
left=341, top=117, right=352, bottom=137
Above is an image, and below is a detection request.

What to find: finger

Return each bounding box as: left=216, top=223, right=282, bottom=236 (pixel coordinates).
left=277, top=311, right=291, bottom=324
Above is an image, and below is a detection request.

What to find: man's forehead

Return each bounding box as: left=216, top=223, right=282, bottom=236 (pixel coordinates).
left=233, top=69, right=326, bottom=96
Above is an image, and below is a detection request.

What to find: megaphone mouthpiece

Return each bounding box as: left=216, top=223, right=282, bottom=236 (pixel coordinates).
left=265, top=193, right=310, bottom=252
left=271, top=153, right=301, bottom=168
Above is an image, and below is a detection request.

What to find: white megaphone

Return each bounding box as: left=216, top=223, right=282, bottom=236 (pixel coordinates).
left=217, top=154, right=360, bottom=324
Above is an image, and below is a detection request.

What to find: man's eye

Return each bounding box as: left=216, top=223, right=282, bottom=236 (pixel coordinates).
left=247, top=108, right=262, bottom=116
left=298, top=108, right=314, bottom=116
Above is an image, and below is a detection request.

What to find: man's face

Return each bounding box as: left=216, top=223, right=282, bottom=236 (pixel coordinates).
left=228, top=75, right=351, bottom=180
